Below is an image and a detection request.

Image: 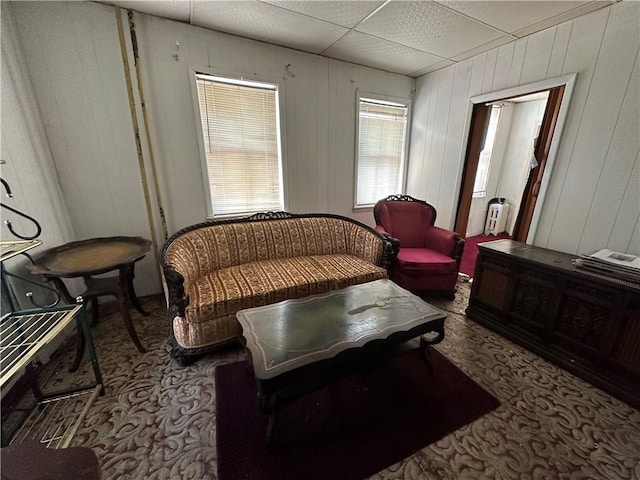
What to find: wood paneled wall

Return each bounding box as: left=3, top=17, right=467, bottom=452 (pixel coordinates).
left=10, top=2, right=160, bottom=295
left=8, top=0, right=639, bottom=304
left=134, top=13, right=413, bottom=232
left=1, top=3, right=80, bottom=309
left=9, top=2, right=412, bottom=294
left=408, top=1, right=639, bottom=256
left=1, top=4, right=78, bottom=358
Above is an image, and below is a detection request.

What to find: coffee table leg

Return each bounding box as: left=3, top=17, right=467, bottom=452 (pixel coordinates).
left=419, top=327, right=445, bottom=376
left=419, top=337, right=434, bottom=376
left=259, top=392, right=278, bottom=448
left=265, top=413, right=277, bottom=448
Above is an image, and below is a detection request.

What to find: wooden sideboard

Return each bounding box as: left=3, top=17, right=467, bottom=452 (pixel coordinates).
left=467, top=239, right=640, bottom=409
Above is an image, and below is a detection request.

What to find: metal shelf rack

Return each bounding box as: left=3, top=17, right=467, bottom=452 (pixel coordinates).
left=0, top=239, right=42, bottom=262
left=1, top=243, right=104, bottom=448
left=1, top=305, right=83, bottom=386
left=9, top=386, right=102, bottom=448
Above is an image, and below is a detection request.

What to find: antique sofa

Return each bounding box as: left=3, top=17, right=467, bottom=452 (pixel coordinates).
left=160, top=212, right=394, bottom=365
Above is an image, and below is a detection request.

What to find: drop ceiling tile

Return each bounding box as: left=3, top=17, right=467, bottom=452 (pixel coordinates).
left=512, top=1, right=616, bottom=38
left=356, top=1, right=504, bottom=59
left=450, top=35, right=514, bottom=62
left=438, top=0, right=593, bottom=34
left=191, top=1, right=348, bottom=54
left=410, top=60, right=455, bottom=77
left=259, top=1, right=385, bottom=28
left=324, top=31, right=445, bottom=76
left=109, top=0, right=191, bottom=22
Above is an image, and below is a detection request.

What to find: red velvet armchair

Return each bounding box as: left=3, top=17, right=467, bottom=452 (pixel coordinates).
left=373, top=195, right=465, bottom=297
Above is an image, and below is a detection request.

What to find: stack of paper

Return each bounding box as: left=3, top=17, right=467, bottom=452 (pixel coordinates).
left=574, top=249, right=640, bottom=287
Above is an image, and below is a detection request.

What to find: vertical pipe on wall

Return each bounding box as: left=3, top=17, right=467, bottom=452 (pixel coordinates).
left=114, top=7, right=161, bottom=269
left=127, top=10, right=169, bottom=242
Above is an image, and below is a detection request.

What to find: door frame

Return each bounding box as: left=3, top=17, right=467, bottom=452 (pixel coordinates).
left=511, top=86, right=564, bottom=242
left=453, top=73, right=577, bottom=243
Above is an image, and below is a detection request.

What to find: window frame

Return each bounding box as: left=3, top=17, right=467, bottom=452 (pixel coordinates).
left=472, top=104, right=503, bottom=198
left=353, top=90, right=411, bottom=210
left=190, top=68, right=288, bottom=220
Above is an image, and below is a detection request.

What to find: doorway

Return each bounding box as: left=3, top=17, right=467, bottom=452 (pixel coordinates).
left=454, top=74, right=576, bottom=243
left=454, top=75, right=576, bottom=277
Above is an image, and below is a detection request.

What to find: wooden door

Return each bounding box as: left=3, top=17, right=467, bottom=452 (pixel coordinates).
left=454, top=104, right=491, bottom=237
left=511, top=86, right=565, bottom=242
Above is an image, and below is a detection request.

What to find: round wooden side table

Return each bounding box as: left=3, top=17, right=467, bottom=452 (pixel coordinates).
left=28, top=236, right=152, bottom=370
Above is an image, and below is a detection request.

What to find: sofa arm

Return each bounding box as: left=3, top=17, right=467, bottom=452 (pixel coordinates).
left=162, top=265, right=189, bottom=318
left=375, top=225, right=400, bottom=258
left=424, top=227, right=465, bottom=266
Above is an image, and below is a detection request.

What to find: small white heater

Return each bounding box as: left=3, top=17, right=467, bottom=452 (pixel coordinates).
left=484, top=202, right=510, bottom=235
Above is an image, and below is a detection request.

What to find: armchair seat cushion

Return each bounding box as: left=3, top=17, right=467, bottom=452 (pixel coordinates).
left=396, top=248, right=457, bottom=275
left=175, top=254, right=387, bottom=348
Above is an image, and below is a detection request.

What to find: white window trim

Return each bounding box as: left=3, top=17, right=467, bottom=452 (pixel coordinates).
left=353, top=90, right=411, bottom=210
left=472, top=105, right=502, bottom=198
left=189, top=66, right=288, bottom=220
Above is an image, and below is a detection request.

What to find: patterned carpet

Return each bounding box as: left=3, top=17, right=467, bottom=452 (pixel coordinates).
left=36, top=281, right=640, bottom=480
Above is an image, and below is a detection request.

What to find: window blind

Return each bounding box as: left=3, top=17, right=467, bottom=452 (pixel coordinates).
left=195, top=74, right=283, bottom=216
left=356, top=98, right=408, bottom=206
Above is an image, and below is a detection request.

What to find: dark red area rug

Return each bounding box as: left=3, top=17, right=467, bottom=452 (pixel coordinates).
left=215, top=348, right=500, bottom=480
left=460, top=233, right=511, bottom=277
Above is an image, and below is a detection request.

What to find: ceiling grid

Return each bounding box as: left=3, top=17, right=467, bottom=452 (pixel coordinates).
left=103, top=0, right=619, bottom=77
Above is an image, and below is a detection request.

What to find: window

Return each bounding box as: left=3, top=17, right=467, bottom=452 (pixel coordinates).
left=355, top=96, right=409, bottom=207
left=473, top=105, right=502, bottom=197
left=195, top=73, right=284, bottom=217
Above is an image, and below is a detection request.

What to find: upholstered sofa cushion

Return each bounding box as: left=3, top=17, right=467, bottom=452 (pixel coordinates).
left=165, top=217, right=385, bottom=290
left=173, top=253, right=387, bottom=348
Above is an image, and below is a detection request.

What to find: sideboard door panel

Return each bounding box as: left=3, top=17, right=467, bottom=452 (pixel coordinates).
left=612, top=311, right=640, bottom=376
left=476, top=268, right=510, bottom=310
left=510, top=271, right=559, bottom=335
